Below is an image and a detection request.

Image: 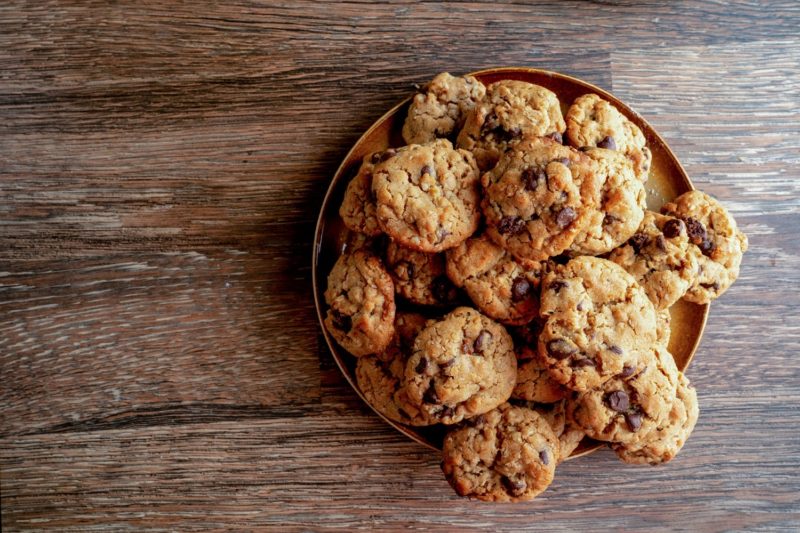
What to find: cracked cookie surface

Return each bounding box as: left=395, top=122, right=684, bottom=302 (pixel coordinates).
left=355, top=312, right=435, bottom=426
left=538, top=257, right=658, bottom=392
left=402, top=307, right=517, bottom=425
left=457, top=80, right=566, bottom=170
left=612, top=372, right=699, bottom=465
left=446, top=234, right=545, bottom=325
left=568, top=147, right=646, bottom=256
left=567, top=345, right=679, bottom=445
left=512, top=356, right=568, bottom=403
left=565, top=93, right=652, bottom=181
left=402, top=72, right=486, bottom=145
left=661, top=190, right=748, bottom=304
left=324, top=250, right=396, bottom=356
left=384, top=240, right=460, bottom=306
left=372, top=139, right=480, bottom=252
left=441, top=403, right=559, bottom=502
left=339, top=152, right=384, bottom=236
left=608, top=211, right=702, bottom=310
left=481, top=136, right=601, bottom=262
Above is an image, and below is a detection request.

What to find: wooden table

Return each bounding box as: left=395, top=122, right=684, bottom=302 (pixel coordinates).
left=2, top=2, right=799, bottom=530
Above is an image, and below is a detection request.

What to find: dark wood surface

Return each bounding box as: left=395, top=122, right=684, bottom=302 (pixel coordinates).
left=2, top=1, right=799, bottom=531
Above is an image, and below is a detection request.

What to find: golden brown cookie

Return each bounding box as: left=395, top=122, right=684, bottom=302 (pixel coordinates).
left=567, top=345, right=680, bottom=445
left=613, top=372, right=699, bottom=465
left=339, top=152, right=383, bottom=236
left=402, top=72, right=486, bottom=144
left=661, top=191, right=748, bottom=304
left=457, top=80, right=566, bottom=170
left=538, top=257, right=658, bottom=392
left=324, top=250, right=396, bottom=357
left=512, top=356, right=568, bottom=404
left=608, top=211, right=702, bottom=310
left=372, top=139, right=481, bottom=252
left=481, top=137, right=601, bottom=262
left=402, top=307, right=517, bottom=425
left=384, top=240, right=460, bottom=306
left=568, top=148, right=646, bottom=256
left=446, top=234, right=544, bottom=325
left=441, top=404, right=559, bottom=502
left=565, top=93, right=652, bottom=181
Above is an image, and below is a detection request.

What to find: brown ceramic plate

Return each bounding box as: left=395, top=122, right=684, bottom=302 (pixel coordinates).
left=312, top=67, right=709, bottom=459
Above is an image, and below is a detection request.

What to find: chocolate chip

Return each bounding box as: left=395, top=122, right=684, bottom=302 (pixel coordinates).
left=522, top=167, right=547, bottom=191
left=547, top=339, right=577, bottom=360
left=474, top=330, right=493, bottom=354
left=556, top=157, right=571, bottom=166
left=609, top=345, right=624, bottom=355
left=549, top=131, right=563, bottom=144
left=501, top=476, right=527, bottom=496
left=549, top=280, right=567, bottom=293
left=508, top=126, right=522, bottom=138
left=539, top=450, right=550, bottom=465
left=439, top=405, right=455, bottom=418
left=498, top=216, right=525, bottom=235
left=378, top=148, right=396, bottom=162
left=330, top=310, right=352, bottom=332
left=421, top=164, right=434, bottom=177
left=415, top=357, right=428, bottom=374
left=431, top=275, right=454, bottom=303
left=576, top=301, right=585, bottom=311
left=603, top=214, right=618, bottom=226
left=469, top=414, right=485, bottom=427
left=700, top=281, right=721, bottom=290
left=423, top=384, right=440, bottom=404
left=619, top=365, right=636, bottom=378
left=597, top=135, right=617, bottom=150
left=511, top=277, right=531, bottom=302
left=625, top=412, right=642, bottom=431
left=685, top=217, right=707, bottom=245
left=655, top=234, right=668, bottom=252
left=556, top=207, right=576, bottom=228
left=605, top=390, right=630, bottom=412
left=629, top=232, right=649, bottom=252
left=662, top=218, right=685, bottom=238
left=699, top=237, right=716, bottom=256
left=439, top=358, right=455, bottom=369
left=572, top=358, right=596, bottom=368
left=437, top=227, right=451, bottom=243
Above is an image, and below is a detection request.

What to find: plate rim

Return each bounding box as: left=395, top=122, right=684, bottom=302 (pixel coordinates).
left=312, top=66, right=709, bottom=457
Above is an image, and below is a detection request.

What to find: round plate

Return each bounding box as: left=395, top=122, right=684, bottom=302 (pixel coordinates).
left=312, top=67, right=709, bottom=459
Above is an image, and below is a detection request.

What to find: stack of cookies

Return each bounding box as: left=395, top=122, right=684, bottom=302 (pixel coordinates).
left=324, top=72, right=748, bottom=502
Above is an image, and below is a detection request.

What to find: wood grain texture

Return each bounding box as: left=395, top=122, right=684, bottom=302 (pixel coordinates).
left=2, top=1, right=799, bottom=531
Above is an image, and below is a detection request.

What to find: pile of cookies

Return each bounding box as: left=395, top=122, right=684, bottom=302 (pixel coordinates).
left=324, top=72, right=747, bottom=502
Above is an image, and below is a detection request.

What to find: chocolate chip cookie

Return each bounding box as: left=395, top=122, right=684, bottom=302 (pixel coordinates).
left=355, top=312, right=435, bottom=425
left=339, top=152, right=382, bottom=236
left=661, top=191, right=748, bottom=304
left=481, top=136, right=601, bottom=262
left=446, top=234, right=545, bottom=325
left=613, top=372, right=699, bottom=465
left=538, top=257, right=658, bottom=392
left=403, top=307, right=517, bottom=425
left=656, top=309, right=671, bottom=347
left=567, top=345, right=680, bottom=444
left=608, top=211, right=702, bottom=310
left=402, top=72, right=486, bottom=144
left=384, top=240, right=459, bottom=306
left=372, top=139, right=481, bottom=252
left=512, top=356, right=568, bottom=404
left=457, top=80, right=566, bottom=170
left=568, top=148, right=646, bottom=256
left=441, top=403, right=559, bottom=502
left=565, top=93, right=652, bottom=181
left=324, top=250, right=396, bottom=357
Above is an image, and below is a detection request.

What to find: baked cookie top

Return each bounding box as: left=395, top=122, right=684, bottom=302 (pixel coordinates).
left=568, top=148, right=646, bottom=256
left=372, top=139, right=481, bottom=252
left=656, top=308, right=671, bottom=347
left=402, top=307, right=517, bottom=425
left=608, top=211, right=702, bottom=310
left=324, top=250, right=396, bottom=357
left=512, top=356, right=568, bottom=404
left=567, top=345, right=680, bottom=445
left=661, top=190, right=748, bottom=304
left=355, top=312, right=435, bottom=426
left=613, top=372, right=699, bottom=465
left=446, top=234, right=545, bottom=325
left=339, top=152, right=385, bottom=237
left=441, top=403, right=559, bottom=502
left=457, top=80, right=566, bottom=170
left=538, top=257, right=658, bottom=392
left=402, top=72, right=486, bottom=145
left=481, top=136, right=601, bottom=262
left=565, top=93, right=652, bottom=181
left=384, top=240, right=460, bottom=306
